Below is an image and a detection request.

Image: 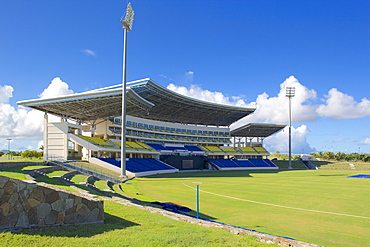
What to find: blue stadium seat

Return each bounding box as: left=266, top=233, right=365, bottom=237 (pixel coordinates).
left=97, top=157, right=175, bottom=173
left=248, top=159, right=270, bottom=167
left=164, top=146, right=187, bottom=151
left=145, top=143, right=169, bottom=151
left=263, top=159, right=278, bottom=167
left=235, top=160, right=256, bottom=167
left=184, top=145, right=204, bottom=152
left=209, top=159, right=240, bottom=168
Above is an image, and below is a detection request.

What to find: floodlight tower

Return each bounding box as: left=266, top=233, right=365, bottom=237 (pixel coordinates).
left=120, top=3, right=134, bottom=177
left=286, top=87, right=295, bottom=169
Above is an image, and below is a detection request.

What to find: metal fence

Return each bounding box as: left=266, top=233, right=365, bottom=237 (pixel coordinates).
left=50, top=160, right=123, bottom=184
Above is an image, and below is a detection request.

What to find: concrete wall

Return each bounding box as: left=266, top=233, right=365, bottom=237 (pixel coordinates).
left=0, top=175, right=104, bottom=230
left=0, top=162, right=47, bottom=169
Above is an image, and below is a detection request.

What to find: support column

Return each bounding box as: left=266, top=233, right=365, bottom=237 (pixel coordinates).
left=91, top=124, right=96, bottom=137
left=43, top=113, right=48, bottom=160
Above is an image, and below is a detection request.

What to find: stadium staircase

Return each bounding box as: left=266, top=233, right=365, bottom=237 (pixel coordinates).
left=302, top=160, right=317, bottom=169
left=96, top=157, right=179, bottom=177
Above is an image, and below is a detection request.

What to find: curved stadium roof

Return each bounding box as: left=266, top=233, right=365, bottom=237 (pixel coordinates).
left=18, top=78, right=255, bottom=126
left=230, top=123, right=286, bottom=138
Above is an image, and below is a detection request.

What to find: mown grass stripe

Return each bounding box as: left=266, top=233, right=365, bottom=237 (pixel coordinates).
left=182, top=180, right=370, bottom=220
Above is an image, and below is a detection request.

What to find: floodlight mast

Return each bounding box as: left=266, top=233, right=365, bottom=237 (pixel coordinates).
left=286, top=87, right=295, bottom=169
left=120, top=3, right=134, bottom=177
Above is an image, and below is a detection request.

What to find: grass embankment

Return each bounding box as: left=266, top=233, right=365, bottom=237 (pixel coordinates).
left=0, top=200, right=271, bottom=247
left=315, top=160, right=370, bottom=169
left=0, top=165, right=271, bottom=247
left=126, top=170, right=370, bottom=247
left=0, top=165, right=50, bottom=180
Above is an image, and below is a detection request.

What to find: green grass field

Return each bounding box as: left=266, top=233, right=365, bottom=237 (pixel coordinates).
left=0, top=165, right=271, bottom=246
left=124, top=170, right=370, bottom=247
left=1, top=200, right=272, bottom=247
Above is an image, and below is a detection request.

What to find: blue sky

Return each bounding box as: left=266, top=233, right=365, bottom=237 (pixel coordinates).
left=0, top=0, right=369, bottom=154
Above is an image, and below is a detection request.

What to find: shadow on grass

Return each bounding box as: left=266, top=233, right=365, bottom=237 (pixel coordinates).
left=35, top=177, right=71, bottom=188
left=18, top=212, right=139, bottom=238
left=149, top=201, right=217, bottom=221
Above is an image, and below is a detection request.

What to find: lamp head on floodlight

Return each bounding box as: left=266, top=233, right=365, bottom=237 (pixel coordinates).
left=286, top=87, right=295, bottom=98
left=121, top=2, right=134, bottom=31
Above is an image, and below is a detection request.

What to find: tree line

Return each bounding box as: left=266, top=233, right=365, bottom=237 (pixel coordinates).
left=272, top=151, right=370, bottom=162
left=0, top=150, right=43, bottom=159
left=310, top=151, right=370, bottom=162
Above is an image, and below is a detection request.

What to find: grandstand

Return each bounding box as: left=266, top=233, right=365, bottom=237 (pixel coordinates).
left=18, top=78, right=285, bottom=177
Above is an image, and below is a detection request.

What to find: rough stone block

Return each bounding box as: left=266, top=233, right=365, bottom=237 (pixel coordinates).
left=28, top=207, right=38, bottom=225
left=16, top=211, right=29, bottom=227
left=28, top=198, right=41, bottom=208
left=26, top=183, right=38, bottom=190
left=21, top=188, right=31, bottom=199
left=64, top=212, right=78, bottom=224
left=37, top=203, right=52, bottom=219
left=65, top=205, right=77, bottom=215
left=0, top=193, right=10, bottom=204
left=0, top=202, right=11, bottom=216
left=45, top=190, right=59, bottom=204
left=29, top=187, right=45, bottom=202
left=3, top=209, right=18, bottom=228
left=76, top=204, right=90, bottom=216
left=98, top=207, right=104, bottom=221
left=76, top=213, right=86, bottom=223
left=56, top=211, right=65, bottom=224
left=74, top=196, right=82, bottom=205
left=81, top=198, right=88, bottom=205
left=16, top=181, right=27, bottom=191
left=51, top=199, right=64, bottom=212
left=45, top=210, right=59, bottom=225
left=4, top=181, right=16, bottom=195
left=86, top=208, right=99, bottom=222
left=0, top=176, right=9, bottom=188
left=8, top=192, right=19, bottom=206
left=14, top=201, right=24, bottom=213
left=87, top=200, right=97, bottom=210
left=59, top=191, right=69, bottom=200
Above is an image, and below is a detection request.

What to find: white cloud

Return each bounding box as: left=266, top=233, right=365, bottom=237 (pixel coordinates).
left=185, top=71, right=194, bottom=83
left=167, top=83, right=254, bottom=108
left=360, top=138, right=370, bottom=145
left=82, top=49, right=97, bottom=56
left=167, top=75, right=370, bottom=153
left=233, top=76, right=318, bottom=127
left=166, top=76, right=317, bottom=153
left=161, top=71, right=195, bottom=85
left=317, top=88, right=370, bottom=120
left=0, top=85, right=13, bottom=104
left=0, top=77, right=74, bottom=149
left=264, top=125, right=315, bottom=154
left=39, top=77, right=74, bottom=99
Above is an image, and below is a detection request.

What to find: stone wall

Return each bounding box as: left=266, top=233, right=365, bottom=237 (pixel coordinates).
left=0, top=162, right=47, bottom=169
left=0, top=175, right=104, bottom=230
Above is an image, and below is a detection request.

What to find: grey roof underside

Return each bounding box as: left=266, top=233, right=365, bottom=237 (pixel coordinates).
left=231, top=123, right=286, bottom=138
left=17, top=78, right=255, bottom=126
